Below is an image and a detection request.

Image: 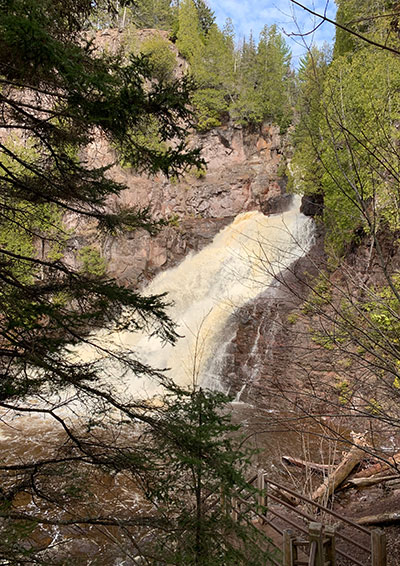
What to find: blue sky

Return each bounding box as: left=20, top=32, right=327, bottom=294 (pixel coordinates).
left=207, top=0, right=337, bottom=65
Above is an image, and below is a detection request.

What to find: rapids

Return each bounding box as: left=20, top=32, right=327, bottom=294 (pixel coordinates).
left=75, top=195, right=314, bottom=398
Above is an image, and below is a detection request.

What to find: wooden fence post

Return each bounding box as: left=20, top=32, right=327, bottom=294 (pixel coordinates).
left=371, top=529, right=387, bottom=566
left=309, top=522, right=324, bottom=566
left=257, top=469, right=265, bottom=507
left=283, top=530, right=297, bottom=566
left=257, top=469, right=267, bottom=522
left=324, top=525, right=336, bottom=566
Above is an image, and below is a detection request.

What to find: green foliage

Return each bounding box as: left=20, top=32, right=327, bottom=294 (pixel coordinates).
left=176, top=0, right=204, bottom=63
left=311, top=331, right=336, bottom=350
left=175, top=4, right=293, bottom=131
left=130, top=0, right=175, bottom=30
left=191, top=164, right=207, bottom=178
left=141, top=388, right=274, bottom=565
left=302, top=272, right=332, bottom=315
left=256, top=25, right=293, bottom=130
left=290, top=46, right=330, bottom=197
left=362, top=275, right=400, bottom=347
left=167, top=213, right=180, bottom=227
left=367, top=397, right=383, bottom=415
left=77, top=245, right=107, bottom=277
left=192, top=88, right=228, bottom=130
left=193, top=0, right=215, bottom=35
left=287, top=312, right=299, bottom=324
left=320, top=46, right=400, bottom=253
left=116, top=114, right=171, bottom=170
left=333, top=0, right=395, bottom=57
left=227, top=26, right=294, bottom=129
left=140, top=34, right=177, bottom=82
left=292, top=1, right=400, bottom=255
left=335, top=378, right=351, bottom=405
left=190, top=23, right=235, bottom=129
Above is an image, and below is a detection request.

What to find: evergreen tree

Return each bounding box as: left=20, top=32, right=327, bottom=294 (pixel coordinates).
left=257, top=25, right=293, bottom=130
left=290, top=46, right=329, bottom=199
left=129, top=0, right=175, bottom=30
left=193, top=0, right=215, bottom=35
left=191, top=23, right=235, bottom=129
left=229, top=27, right=292, bottom=129
left=137, top=388, right=273, bottom=565
left=230, top=34, right=263, bottom=124
left=334, top=0, right=395, bottom=57
left=176, top=0, right=204, bottom=63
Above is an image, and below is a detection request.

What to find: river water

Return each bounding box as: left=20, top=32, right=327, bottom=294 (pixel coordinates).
left=0, top=196, right=316, bottom=563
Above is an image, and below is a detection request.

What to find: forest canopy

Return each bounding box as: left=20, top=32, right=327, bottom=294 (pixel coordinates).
left=108, top=0, right=294, bottom=131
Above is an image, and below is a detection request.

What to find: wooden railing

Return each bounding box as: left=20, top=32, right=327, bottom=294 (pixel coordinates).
left=230, top=471, right=387, bottom=566
left=283, top=523, right=336, bottom=566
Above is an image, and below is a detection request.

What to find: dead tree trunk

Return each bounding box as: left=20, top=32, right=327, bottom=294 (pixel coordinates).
left=312, top=433, right=368, bottom=502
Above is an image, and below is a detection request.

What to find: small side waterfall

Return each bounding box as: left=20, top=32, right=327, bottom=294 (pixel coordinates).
left=76, top=196, right=314, bottom=397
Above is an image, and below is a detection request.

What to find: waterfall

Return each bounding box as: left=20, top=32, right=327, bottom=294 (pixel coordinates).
left=76, top=196, right=314, bottom=398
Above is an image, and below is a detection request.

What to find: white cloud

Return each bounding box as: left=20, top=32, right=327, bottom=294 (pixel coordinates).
left=208, top=0, right=337, bottom=65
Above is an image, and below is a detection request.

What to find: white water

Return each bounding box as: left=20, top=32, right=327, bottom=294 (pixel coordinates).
left=75, top=196, right=314, bottom=398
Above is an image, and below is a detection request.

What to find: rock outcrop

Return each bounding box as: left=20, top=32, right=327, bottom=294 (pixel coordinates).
left=67, top=121, right=290, bottom=286
left=217, top=234, right=327, bottom=406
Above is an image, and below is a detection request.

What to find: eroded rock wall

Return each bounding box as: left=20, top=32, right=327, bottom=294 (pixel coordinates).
left=66, top=122, right=289, bottom=286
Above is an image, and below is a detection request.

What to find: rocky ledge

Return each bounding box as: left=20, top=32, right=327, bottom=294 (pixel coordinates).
left=66, top=121, right=291, bottom=286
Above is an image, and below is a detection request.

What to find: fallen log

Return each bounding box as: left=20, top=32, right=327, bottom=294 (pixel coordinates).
left=353, top=452, right=400, bottom=479
left=346, top=474, right=400, bottom=488
left=312, top=433, right=368, bottom=503
left=357, top=512, right=400, bottom=526
left=281, top=455, right=333, bottom=474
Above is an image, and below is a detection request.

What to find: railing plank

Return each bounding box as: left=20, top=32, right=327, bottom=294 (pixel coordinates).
left=283, top=530, right=296, bottom=566
left=309, top=523, right=323, bottom=566
left=265, top=478, right=371, bottom=536
left=265, top=491, right=370, bottom=554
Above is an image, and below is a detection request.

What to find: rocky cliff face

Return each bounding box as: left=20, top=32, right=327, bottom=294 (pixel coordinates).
left=218, top=234, right=327, bottom=407
left=66, top=121, right=290, bottom=286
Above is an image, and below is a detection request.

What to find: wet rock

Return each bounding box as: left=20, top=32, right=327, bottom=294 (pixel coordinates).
left=262, top=193, right=293, bottom=215
left=301, top=193, right=324, bottom=217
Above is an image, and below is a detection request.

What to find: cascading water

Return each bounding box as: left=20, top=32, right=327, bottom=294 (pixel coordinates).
left=76, top=195, right=314, bottom=398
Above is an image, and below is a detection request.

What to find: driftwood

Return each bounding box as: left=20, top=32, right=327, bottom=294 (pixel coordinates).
left=312, top=433, right=368, bottom=502
left=357, top=512, right=400, bottom=526
left=346, top=474, right=400, bottom=488
left=353, top=451, right=400, bottom=479
left=281, top=455, right=333, bottom=474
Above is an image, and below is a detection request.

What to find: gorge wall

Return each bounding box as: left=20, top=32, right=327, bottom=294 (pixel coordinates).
left=66, top=116, right=329, bottom=404
left=65, top=121, right=291, bottom=286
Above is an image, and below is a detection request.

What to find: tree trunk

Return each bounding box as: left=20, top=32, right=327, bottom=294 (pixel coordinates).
left=357, top=512, right=400, bottom=526
left=312, top=433, right=368, bottom=502
left=353, top=451, right=400, bottom=479
left=346, top=474, right=400, bottom=488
